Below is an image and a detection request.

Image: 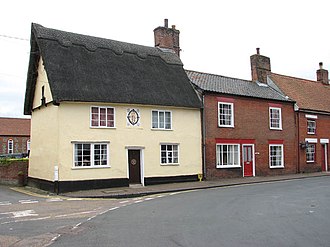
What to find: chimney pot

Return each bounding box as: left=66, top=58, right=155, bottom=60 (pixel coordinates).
left=164, top=19, right=168, bottom=28
left=256, top=48, right=260, bottom=55
left=172, top=25, right=176, bottom=30
left=319, top=62, right=323, bottom=69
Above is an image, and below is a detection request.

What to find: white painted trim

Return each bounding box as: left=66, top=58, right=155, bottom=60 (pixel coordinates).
left=269, top=144, right=284, bottom=168
left=305, top=114, right=318, bottom=119
left=324, top=144, right=328, bottom=172
left=90, top=106, right=116, bottom=128
left=305, top=138, right=318, bottom=143
left=216, top=143, right=241, bottom=168
left=151, top=109, right=173, bottom=130
left=72, top=142, right=110, bottom=168
left=269, top=107, right=282, bottom=130
left=320, top=139, right=329, bottom=144
left=242, top=144, right=255, bottom=177
left=218, top=102, right=235, bottom=128
left=159, top=143, right=180, bottom=165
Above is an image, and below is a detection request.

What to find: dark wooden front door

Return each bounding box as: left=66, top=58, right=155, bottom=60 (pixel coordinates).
left=128, top=150, right=141, bottom=184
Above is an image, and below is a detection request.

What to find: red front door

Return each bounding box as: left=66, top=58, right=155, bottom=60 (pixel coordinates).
left=243, top=145, right=254, bottom=177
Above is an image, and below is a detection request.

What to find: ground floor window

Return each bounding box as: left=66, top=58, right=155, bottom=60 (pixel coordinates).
left=269, top=144, right=284, bottom=168
left=306, top=144, right=315, bottom=163
left=216, top=144, right=240, bottom=168
left=161, top=144, right=179, bottom=164
left=74, top=143, right=109, bottom=167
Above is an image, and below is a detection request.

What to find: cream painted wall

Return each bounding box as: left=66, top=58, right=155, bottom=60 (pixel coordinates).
left=56, top=102, right=202, bottom=181
left=29, top=105, right=59, bottom=181
left=32, top=58, right=53, bottom=109
left=29, top=56, right=202, bottom=183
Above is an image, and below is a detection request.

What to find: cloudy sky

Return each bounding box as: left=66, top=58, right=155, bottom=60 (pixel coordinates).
left=1, top=0, right=329, bottom=118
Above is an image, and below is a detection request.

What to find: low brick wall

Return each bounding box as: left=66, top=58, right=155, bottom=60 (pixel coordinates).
left=0, top=159, right=28, bottom=186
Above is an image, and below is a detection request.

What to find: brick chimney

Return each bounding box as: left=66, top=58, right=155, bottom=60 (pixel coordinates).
left=154, top=19, right=180, bottom=57
left=316, top=62, right=329, bottom=85
left=250, top=48, right=271, bottom=84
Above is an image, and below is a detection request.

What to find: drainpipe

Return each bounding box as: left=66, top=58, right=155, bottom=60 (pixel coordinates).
left=296, top=111, right=300, bottom=173
left=202, top=93, right=206, bottom=179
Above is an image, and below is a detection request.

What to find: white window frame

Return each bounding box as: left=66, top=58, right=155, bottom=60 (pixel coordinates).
left=90, top=106, right=115, bottom=128
left=307, top=120, right=316, bottom=134
left=73, top=142, right=110, bottom=168
left=160, top=144, right=179, bottom=165
left=27, top=140, right=31, bottom=152
left=306, top=144, right=316, bottom=163
left=269, top=144, right=284, bottom=168
left=216, top=144, right=240, bottom=168
left=152, top=110, right=172, bottom=130
left=218, top=102, right=234, bottom=127
left=8, top=139, right=13, bottom=154
left=269, top=107, right=282, bottom=130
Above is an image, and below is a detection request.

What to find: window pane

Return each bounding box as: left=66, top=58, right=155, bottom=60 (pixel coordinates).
left=165, top=112, right=171, bottom=129
left=159, top=112, right=165, bottom=128
left=152, top=111, right=158, bottom=128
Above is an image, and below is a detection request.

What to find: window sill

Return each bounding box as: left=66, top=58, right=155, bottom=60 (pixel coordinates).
left=306, top=161, right=315, bottom=164
left=90, top=126, right=116, bottom=129
left=151, top=128, right=173, bottom=131
left=269, top=166, right=285, bottom=169
left=270, top=128, right=283, bottom=131
left=160, top=163, right=180, bottom=166
left=218, top=125, right=234, bottom=128
left=72, top=165, right=111, bottom=170
left=307, top=132, right=316, bottom=135
left=216, top=165, right=241, bottom=169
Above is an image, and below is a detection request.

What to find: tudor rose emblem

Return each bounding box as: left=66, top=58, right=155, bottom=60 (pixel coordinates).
left=127, top=109, right=140, bottom=126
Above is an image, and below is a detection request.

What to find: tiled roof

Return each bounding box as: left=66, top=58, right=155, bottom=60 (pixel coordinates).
left=0, top=118, right=31, bottom=136
left=270, top=73, right=330, bottom=113
left=186, top=70, right=291, bottom=102
left=24, top=24, right=201, bottom=114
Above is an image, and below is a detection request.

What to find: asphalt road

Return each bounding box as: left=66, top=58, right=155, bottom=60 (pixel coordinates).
left=50, top=176, right=330, bottom=247
left=0, top=186, right=144, bottom=246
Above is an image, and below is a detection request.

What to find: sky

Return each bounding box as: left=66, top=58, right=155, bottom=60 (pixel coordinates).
left=1, top=0, right=329, bottom=118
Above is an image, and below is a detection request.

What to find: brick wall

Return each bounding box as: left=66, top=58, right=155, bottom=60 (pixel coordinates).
left=204, top=93, right=297, bottom=179
left=298, top=112, right=330, bottom=173
left=0, top=136, right=30, bottom=155
left=0, top=160, right=28, bottom=185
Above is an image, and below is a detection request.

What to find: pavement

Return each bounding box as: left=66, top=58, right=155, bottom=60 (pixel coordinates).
left=11, top=172, right=330, bottom=199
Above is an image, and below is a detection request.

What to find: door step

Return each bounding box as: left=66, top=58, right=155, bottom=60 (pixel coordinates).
left=129, top=184, right=143, bottom=188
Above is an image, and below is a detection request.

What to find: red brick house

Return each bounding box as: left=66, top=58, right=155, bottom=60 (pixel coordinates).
left=186, top=70, right=297, bottom=179
left=253, top=54, right=330, bottom=173
left=0, top=118, right=31, bottom=156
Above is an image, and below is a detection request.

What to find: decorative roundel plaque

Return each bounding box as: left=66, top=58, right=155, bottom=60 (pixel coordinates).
left=131, top=159, right=137, bottom=166
left=127, top=109, right=140, bottom=126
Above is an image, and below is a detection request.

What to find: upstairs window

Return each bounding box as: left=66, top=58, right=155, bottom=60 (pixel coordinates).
left=269, top=107, right=282, bottom=130
left=307, top=120, right=316, bottom=134
left=91, top=107, right=115, bottom=128
left=218, top=102, right=234, bottom=127
left=306, top=144, right=315, bottom=163
left=152, top=110, right=172, bottom=130
left=8, top=139, right=13, bottom=154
